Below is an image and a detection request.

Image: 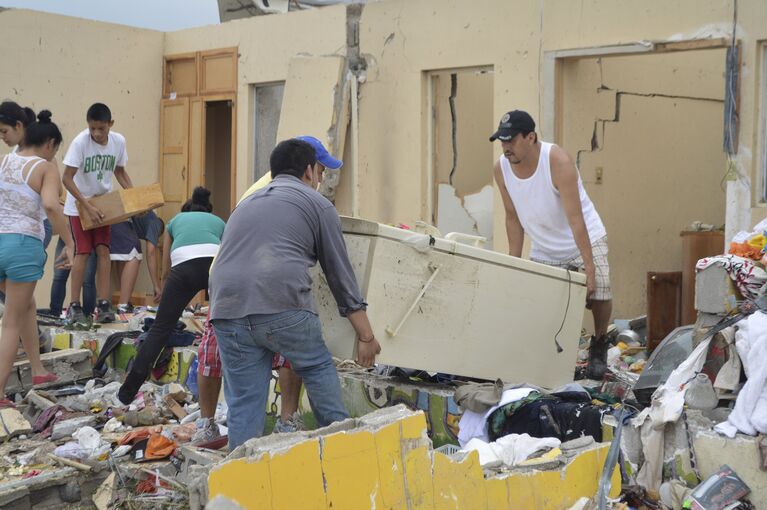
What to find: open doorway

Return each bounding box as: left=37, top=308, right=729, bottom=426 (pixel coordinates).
left=204, top=100, right=233, bottom=220
left=557, top=47, right=727, bottom=322
left=428, top=67, right=495, bottom=248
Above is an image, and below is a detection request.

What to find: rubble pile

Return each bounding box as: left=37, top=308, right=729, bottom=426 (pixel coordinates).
left=0, top=376, right=224, bottom=508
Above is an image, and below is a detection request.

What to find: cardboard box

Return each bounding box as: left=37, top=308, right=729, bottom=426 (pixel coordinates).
left=76, top=183, right=164, bottom=230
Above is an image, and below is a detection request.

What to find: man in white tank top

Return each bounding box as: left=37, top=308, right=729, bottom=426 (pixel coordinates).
left=490, top=110, right=611, bottom=379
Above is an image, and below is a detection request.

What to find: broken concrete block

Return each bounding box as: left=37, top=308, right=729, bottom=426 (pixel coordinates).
left=92, top=473, right=116, bottom=510
left=695, top=264, right=741, bottom=314
left=51, top=415, right=97, bottom=440
left=24, top=390, right=56, bottom=411
left=8, top=349, right=92, bottom=395
left=0, top=409, right=32, bottom=440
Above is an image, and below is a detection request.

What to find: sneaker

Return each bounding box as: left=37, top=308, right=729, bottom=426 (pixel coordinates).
left=117, top=303, right=134, bottom=314
left=274, top=412, right=305, bottom=433
left=192, top=418, right=221, bottom=444
left=94, top=300, right=115, bottom=324
left=65, top=301, right=87, bottom=325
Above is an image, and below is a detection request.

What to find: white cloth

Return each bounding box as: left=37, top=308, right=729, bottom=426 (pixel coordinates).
left=634, top=333, right=714, bottom=491
left=63, top=129, right=128, bottom=216
left=713, top=327, right=740, bottom=392
left=461, top=433, right=561, bottom=468
left=170, top=243, right=220, bottom=267
left=457, top=387, right=535, bottom=447
left=498, top=142, right=606, bottom=261
left=715, top=311, right=767, bottom=438
left=0, top=153, right=46, bottom=240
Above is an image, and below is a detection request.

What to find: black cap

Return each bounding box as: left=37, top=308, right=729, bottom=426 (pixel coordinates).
left=489, top=110, right=536, bottom=142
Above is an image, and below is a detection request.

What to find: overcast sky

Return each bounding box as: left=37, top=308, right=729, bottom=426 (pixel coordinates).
left=0, top=0, right=220, bottom=31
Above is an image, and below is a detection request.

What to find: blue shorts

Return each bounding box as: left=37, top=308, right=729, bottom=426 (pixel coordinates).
left=0, top=234, right=46, bottom=282
left=109, top=221, right=142, bottom=261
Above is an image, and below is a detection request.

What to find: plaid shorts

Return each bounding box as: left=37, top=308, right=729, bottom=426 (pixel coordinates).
left=198, top=313, right=291, bottom=379
left=532, top=235, right=612, bottom=301
left=198, top=315, right=222, bottom=378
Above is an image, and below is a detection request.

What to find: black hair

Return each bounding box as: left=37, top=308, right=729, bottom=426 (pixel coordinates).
left=270, top=139, right=317, bottom=179
left=181, top=186, right=213, bottom=213
left=520, top=129, right=538, bottom=143
left=86, top=103, right=112, bottom=123
left=24, top=110, right=63, bottom=148
left=0, top=101, right=35, bottom=128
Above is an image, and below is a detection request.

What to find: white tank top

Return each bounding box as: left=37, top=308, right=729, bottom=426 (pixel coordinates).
left=499, top=142, right=606, bottom=261
left=0, top=153, right=47, bottom=241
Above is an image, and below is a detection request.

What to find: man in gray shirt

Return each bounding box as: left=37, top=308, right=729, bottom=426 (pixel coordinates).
left=210, top=138, right=381, bottom=449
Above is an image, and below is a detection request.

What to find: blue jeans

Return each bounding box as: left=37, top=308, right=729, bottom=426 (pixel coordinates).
left=213, top=310, right=349, bottom=450
left=49, top=237, right=97, bottom=316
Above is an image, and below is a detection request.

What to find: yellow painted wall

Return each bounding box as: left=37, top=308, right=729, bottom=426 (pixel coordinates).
left=0, top=9, right=163, bottom=306
left=207, top=409, right=621, bottom=509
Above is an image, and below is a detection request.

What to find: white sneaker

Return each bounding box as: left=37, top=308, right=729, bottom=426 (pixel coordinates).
left=192, top=417, right=221, bottom=444
left=274, top=412, right=305, bottom=433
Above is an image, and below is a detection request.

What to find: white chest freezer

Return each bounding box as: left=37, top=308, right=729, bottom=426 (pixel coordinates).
left=312, top=217, right=587, bottom=389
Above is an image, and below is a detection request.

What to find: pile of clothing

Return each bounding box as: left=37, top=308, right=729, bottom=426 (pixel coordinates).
left=455, top=381, right=612, bottom=448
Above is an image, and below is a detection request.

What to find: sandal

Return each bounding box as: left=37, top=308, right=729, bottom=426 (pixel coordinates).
left=32, top=373, right=58, bottom=387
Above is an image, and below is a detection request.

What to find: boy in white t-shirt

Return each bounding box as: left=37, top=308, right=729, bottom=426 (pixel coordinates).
left=62, top=103, right=133, bottom=324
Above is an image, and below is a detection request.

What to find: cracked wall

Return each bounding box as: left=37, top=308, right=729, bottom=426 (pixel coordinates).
left=432, top=70, right=495, bottom=247
left=205, top=405, right=620, bottom=509
left=560, top=49, right=727, bottom=321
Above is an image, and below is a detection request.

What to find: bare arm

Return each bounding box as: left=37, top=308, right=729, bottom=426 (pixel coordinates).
left=38, top=163, right=74, bottom=267
left=493, top=160, right=524, bottom=257
left=145, top=242, right=162, bottom=303
left=114, top=165, right=133, bottom=189
left=346, top=309, right=381, bottom=367
left=549, top=145, right=596, bottom=298
left=63, top=165, right=104, bottom=224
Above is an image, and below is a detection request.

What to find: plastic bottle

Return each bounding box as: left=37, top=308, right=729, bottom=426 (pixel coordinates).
left=186, top=358, right=199, bottom=399
left=684, top=373, right=718, bottom=410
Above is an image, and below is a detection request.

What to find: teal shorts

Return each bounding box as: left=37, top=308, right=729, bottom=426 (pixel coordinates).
left=0, top=234, right=46, bottom=282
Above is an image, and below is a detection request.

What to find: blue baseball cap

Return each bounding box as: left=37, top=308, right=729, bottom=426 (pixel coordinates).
left=297, top=135, right=343, bottom=170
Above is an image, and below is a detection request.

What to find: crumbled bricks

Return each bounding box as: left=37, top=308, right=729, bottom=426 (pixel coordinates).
left=0, top=409, right=32, bottom=441
left=50, top=415, right=97, bottom=440
left=7, top=349, right=92, bottom=395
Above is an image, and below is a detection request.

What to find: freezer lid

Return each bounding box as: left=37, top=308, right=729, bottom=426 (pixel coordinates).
left=339, top=216, right=586, bottom=285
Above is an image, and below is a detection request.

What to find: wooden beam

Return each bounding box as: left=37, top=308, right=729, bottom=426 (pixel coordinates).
left=654, top=37, right=729, bottom=53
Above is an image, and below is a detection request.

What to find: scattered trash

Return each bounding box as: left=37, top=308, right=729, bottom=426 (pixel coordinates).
left=685, top=465, right=751, bottom=510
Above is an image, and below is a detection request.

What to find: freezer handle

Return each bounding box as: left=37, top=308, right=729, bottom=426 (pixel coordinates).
left=385, top=263, right=441, bottom=337
left=444, top=232, right=487, bottom=247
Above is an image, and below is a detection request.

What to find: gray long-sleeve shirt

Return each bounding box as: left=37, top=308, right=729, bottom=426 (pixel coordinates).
left=209, top=174, right=367, bottom=321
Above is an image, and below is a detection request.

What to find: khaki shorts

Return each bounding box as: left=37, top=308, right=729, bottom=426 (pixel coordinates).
left=532, top=236, right=612, bottom=301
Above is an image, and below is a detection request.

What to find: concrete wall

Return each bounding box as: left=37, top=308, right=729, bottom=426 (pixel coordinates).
left=352, top=0, right=766, bottom=325
left=0, top=9, right=164, bottom=306
left=560, top=50, right=727, bottom=319
left=354, top=0, right=539, bottom=226
left=5, top=0, right=767, bottom=326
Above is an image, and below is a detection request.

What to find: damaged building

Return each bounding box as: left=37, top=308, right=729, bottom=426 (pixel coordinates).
left=0, top=0, right=767, bottom=508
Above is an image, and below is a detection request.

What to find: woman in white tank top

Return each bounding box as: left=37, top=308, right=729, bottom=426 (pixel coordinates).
left=0, top=110, right=74, bottom=406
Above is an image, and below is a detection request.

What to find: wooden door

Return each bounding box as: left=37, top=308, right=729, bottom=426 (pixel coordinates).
left=647, top=271, right=683, bottom=351
left=159, top=98, right=190, bottom=223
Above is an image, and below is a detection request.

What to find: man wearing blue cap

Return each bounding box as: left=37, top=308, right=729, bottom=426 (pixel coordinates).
left=208, top=137, right=380, bottom=449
